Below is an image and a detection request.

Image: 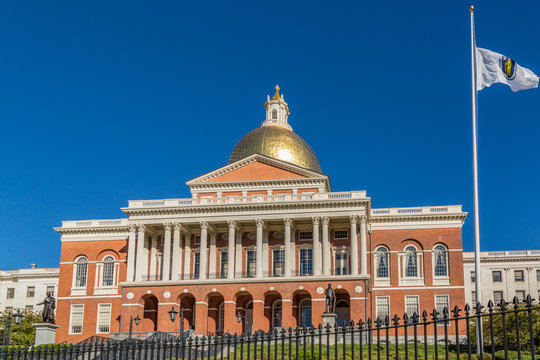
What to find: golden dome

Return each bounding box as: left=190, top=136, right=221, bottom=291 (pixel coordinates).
left=228, top=124, right=322, bottom=173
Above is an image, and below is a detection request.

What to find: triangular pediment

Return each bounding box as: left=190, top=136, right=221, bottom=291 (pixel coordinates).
left=186, top=154, right=328, bottom=185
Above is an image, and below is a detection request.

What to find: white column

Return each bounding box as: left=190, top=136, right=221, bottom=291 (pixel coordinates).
left=312, top=217, right=321, bottom=276
left=183, top=233, right=191, bottom=279
left=149, top=234, right=157, bottom=280
left=321, top=216, right=330, bottom=276
left=359, top=215, right=367, bottom=275
left=256, top=219, right=264, bottom=278
left=290, top=229, right=296, bottom=275
left=284, top=218, right=293, bottom=277
left=143, top=235, right=150, bottom=279
left=209, top=231, right=217, bottom=278
left=126, top=225, right=137, bottom=282
left=135, top=225, right=146, bottom=281
left=263, top=230, right=269, bottom=276
left=199, top=221, right=209, bottom=280
left=163, top=223, right=172, bottom=280
left=350, top=215, right=359, bottom=275
left=171, top=223, right=182, bottom=280
left=235, top=232, right=243, bottom=278
left=227, top=221, right=236, bottom=279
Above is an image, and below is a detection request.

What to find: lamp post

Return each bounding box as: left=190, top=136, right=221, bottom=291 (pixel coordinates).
left=168, top=306, right=186, bottom=337
left=236, top=311, right=244, bottom=334
left=128, top=315, right=141, bottom=339
left=2, top=310, right=23, bottom=346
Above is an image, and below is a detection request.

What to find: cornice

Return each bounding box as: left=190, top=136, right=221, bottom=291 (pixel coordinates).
left=371, top=214, right=467, bottom=224
left=189, top=178, right=329, bottom=191
left=463, top=256, right=540, bottom=264
left=55, top=226, right=130, bottom=235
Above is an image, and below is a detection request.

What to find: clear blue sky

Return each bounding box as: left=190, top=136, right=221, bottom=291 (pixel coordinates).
left=1, top=1, right=538, bottom=269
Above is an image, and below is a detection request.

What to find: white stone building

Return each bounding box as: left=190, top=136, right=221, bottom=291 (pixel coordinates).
left=463, top=250, right=540, bottom=305
left=0, top=265, right=59, bottom=313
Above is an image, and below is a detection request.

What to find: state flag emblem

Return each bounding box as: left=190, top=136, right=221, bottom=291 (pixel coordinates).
left=500, top=56, right=516, bottom=80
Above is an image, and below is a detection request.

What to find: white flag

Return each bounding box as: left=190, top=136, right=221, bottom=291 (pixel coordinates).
left=476, top=48, right=539, bottom=92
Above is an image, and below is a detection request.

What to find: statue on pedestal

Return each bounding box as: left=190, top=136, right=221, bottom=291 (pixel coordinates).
left=36, top=292, right=56, bottom=324
left=324, top=283, right=336, bottom=314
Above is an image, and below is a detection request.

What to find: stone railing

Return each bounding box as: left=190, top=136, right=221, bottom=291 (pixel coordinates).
left=371, top=205, right=463, bottom=216
left=61, top=218, right=129, bottom=228
left=485, top=250, right=540, bottom=257
left=127, top=191, right=367, bottom=208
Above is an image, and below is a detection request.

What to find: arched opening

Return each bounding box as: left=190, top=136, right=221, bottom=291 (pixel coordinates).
left=176, top=293, right=196, bottom=331
left=206, top=292, right=225, bottom=336
left=141, top=295, right=158, bottom=331
left=272, top=109, right=278, bottom=119
left=292, top=290, right=312, bottom=328
left=235, top=292, right=254, bottom=334
left=264, top=291, right=282, bottom=331
left=335, top=289, right=350, bottom=326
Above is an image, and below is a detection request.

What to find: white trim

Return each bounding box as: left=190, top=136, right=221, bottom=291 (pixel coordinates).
left=69, top=304, right=85, bottom=335
left=96, top=303, right=112, bottom=334
left=373, top=285, right=465, bottom=290
left=58, top=295, right=122, bottom=300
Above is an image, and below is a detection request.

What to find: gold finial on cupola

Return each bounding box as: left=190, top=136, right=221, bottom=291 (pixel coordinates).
left=271, top=85, right=281, bottom=100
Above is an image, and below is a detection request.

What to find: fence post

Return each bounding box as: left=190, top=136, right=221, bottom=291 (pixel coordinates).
left=524, top=295, right=536, bottom=360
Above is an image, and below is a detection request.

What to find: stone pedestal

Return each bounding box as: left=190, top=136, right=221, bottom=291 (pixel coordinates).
left=321, top=313, right=337, bottom=328
left=33, top=323, right=60, bottom=346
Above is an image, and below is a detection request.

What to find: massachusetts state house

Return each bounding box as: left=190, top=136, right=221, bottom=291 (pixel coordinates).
left=54, top=87, right=467, bottom=342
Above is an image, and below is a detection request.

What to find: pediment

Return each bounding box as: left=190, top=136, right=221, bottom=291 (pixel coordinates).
left=186, top=154, right=328, bottom=185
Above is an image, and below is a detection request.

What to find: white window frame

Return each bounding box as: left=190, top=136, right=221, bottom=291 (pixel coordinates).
left=272, top=300, right=282, bottom=329
left=246, top=247, right=257, bottom=278
left=298, top=231, right=313, bottom=242
left=193, top=250, right=201, bottom=279
left=69, top=304, right=85, bottom=335
left=333, top=247, right=349, bottom=275
left=71, top=256, right=89, bottom=296
left=515, top=290, right=525, bottom=303
left=435, top=295, right=450, bottom=326
left=432, top=244, right=450, bottom=285
left=96, top=303, right=112, bottom=334
left=333, top=230, right=348, bottom=240
left=376, top=296, right=391, bottom=325
left=398, top=245, right=424, bottom=286
left=374, top=246, right=390, bottom=286
left=404, top=295, right=420, bottom=322
left=94, top=255, right=119, bottom=295
left=220, top=248, right=228, bottom=279
left=298, top=244, right=313, bottom=276
left=272, top=246, right=285, bottom=277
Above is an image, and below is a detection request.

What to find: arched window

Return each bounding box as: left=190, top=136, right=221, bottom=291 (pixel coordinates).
left=102, top=256, right=115, bottom=286
left=218, top=303, right=224, bottom=333
left=272, top=300, right=282, bottom=328
left=299, top=299, right=312, bottom=328
left=434, top=244, right=449, bottom=277
left=272, top=109, right=278, bottom=119
left=376, top=247, right=389, bottom=278
left=404, top=246, right=418, bottom=277
left=75, top=257, right=88, bottom=287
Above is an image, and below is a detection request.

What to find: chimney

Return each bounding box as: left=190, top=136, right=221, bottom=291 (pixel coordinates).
left=31, top=264, right=36, bottom=269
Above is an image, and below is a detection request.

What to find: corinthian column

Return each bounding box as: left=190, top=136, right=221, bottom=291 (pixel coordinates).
left=135, top=225, right=146, bottom=281
left=312, top=217, right=321, bottom=276
left=126, top=225, right=137, bottom=282
left=199, top=221, right=209, bottom=280
left=255, top=219, right=265, bottom=278
left=284, top=218, right=293, bottom=277
left=350, top=215, right=359, bottom=275
left=162, top=223, right=172, bottom=280
left=227, top=220, right=236, bottom=279
left=360, top=215, right=367, bottom=275
left=321, top=216, right=330, bottom=276
left=171, top=223, right=182, bottom=280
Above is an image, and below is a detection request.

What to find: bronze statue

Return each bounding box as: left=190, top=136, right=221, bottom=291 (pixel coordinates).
left=324, top=283, right=336, bottom=314
left=36, top=292, right=56, bottom=324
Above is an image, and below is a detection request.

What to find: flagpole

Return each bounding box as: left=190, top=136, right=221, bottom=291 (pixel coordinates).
left=470, top=5, right=483, bottom=352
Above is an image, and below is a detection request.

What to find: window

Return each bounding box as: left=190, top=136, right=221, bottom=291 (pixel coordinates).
left=472, top=291, right=477, bottom=305
left=376, top=297, right=390, bottom=324
left=405, top=296, right=420, bottom=321
left=246, top=250, right=256, bottom=277
left=299, top=299, right=312, bottom=327
left=299, top=231, right=312, bottom=241
left=376, top=247, right=389, bottom=278
left=492, top=271, right=502, bottom=282
left=493, top=291, right=504, bottom=304
left=272, top=109, right=278, bottom=119
left=470, top=271, right=476, bottom=283
left=435, top=295, right=450, bottom=325
left=27, top=286, right=35, bottom=298
left=404, top=246, right=418, bottom=277
left=514, top=270, right=524, bottom=282
left=6, top=288, right=14, bottom=299
left=46, top=286, right=55, bottom=295
left=515, top=290, right=525, bottom=303
left=5, top=307, right=13, bottom=314
left=102, top=256, right=115, bottom=286
left=25, top=305, right=33, bottom=312
left=433, top=245, right=448, bottom=277
left=537, top=269, right=540, bottom=281
left=218, top=303, right=224, bottom=333
left=194, top=253, right=200, bottom=279
left=334, top=230, right=348, bottom=239
left=194, top=236, right=201, bottom=244
left=75, top=257, right=88, bottom=287
left=220, top=251, right=228, bottom=278
left=272, top=300, right=282, bottom=328
left=70, top=304, right=84, bottom=334
left=273, top=249, right=285, bottom=277
left=97, top=304, right=112, bottom=333
left=335, top=253, right=348, bottom=275
left=300, top=248, right=313, bottom=276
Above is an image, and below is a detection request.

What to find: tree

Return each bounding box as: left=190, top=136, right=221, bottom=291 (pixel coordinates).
left=0, top=310, right=42, bottom=346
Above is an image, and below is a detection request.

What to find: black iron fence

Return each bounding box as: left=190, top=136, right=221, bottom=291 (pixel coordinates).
left=1, top=295, right=538, bottom=360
